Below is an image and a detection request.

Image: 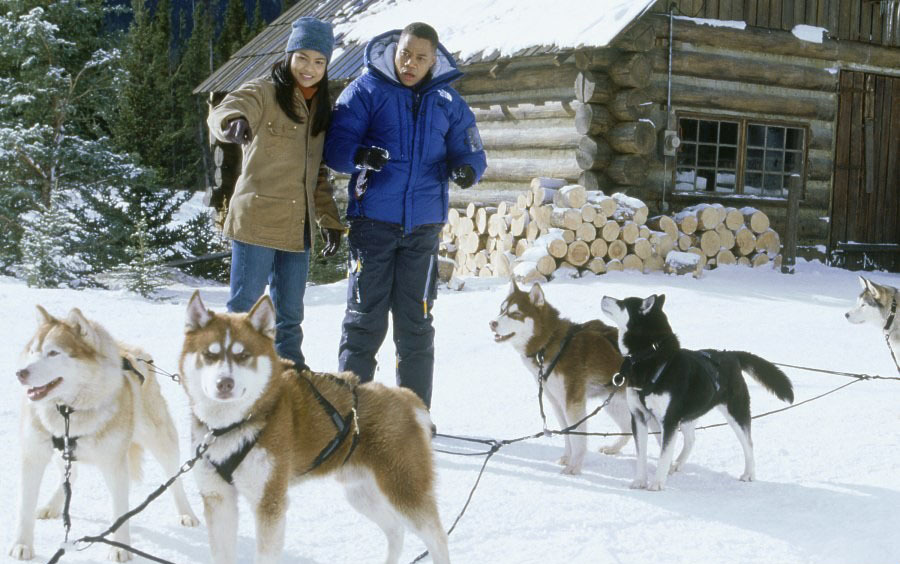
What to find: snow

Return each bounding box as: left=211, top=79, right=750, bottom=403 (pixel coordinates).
left=792, top=24, right=827, bottom=44
left=334, top=0, right=656, bottom=60
left=672, top=15, right=747, bottom=30
left=2, top=262, right=900, bottom=564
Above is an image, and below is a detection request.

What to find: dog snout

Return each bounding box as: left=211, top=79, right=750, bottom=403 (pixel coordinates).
left=844, top=312, right=850, bottom=319
left=216, top=377, right=234, bottom=394
left=489, top=320, right=497, bottom=331
left=16, top=368, right=29, bottom=383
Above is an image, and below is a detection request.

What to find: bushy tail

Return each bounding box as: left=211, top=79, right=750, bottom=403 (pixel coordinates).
left=733, top=351, right=794, bottom=403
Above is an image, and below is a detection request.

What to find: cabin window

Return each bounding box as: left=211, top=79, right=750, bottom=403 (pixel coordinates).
left=675, top=116, right=806, bottom=199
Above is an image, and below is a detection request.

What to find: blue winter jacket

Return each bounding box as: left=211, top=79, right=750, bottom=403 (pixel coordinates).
left=324, top=30, right=488, bottom=232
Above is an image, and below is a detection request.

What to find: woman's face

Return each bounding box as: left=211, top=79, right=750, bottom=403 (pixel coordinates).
left=290, top=49, right=327, bottom=87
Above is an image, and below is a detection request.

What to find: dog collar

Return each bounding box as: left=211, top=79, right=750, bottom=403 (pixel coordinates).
left=884, top=297, right=896, bottom=332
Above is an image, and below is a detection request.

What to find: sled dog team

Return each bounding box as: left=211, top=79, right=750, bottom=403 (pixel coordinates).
left=11, top=275, right=892, bottom=563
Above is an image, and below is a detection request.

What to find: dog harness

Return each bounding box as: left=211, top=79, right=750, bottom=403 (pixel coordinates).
left=530, top=324, right=581, bottom=431
left=885, top=297, right=899, bottom=372
left=205, top=373, right=360, bottom=485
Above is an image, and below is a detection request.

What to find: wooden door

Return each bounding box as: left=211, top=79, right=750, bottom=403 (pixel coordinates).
left=830, top=70, right=900, bottom=269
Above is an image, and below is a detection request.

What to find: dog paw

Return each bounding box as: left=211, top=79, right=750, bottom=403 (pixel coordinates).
left=107, top=547, right=133, bottom=562
left=629, top=479, right=648, bottom=489
left=36, top=505, right=61, bottom=520
left=668, top=463, right=682, bottom=475
left=560, top=465, right=582, bottom=475
left=556, top=455, right=569, bottom=466
left=8, top=543, right=34, bottom=560
left=648, top=481, right=665, bottom=491
left=598, top=445, right=622, bottom=455
left=739, top=472, right=755, bottom=482
left=179, top=514, right=200, bottom=527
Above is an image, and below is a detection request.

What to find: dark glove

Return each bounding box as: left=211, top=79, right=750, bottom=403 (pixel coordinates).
left=223, top=117, right=251, bottom=145
left=353, top=146, right=389, bottom=172
left=450, top=165, right=476, bottom=189
left=320, top=228, right=343, bottom=258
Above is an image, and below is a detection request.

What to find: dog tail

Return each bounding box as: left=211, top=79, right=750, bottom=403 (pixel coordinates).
left=733, top=351, right=794, bottom=404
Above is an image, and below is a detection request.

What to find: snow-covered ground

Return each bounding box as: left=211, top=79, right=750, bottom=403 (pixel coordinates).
left=1, top=261, right=898, bottom=564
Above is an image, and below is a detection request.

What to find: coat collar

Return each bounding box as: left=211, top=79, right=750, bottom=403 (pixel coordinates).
left=364, top=29, right=462, bottom=91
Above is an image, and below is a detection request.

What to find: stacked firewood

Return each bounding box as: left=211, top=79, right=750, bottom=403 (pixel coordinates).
left=440, top=177, right=782, bottom=282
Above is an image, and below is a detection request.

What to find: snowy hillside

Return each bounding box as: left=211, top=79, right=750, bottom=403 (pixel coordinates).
left=1, top=262, right=898, bottom=564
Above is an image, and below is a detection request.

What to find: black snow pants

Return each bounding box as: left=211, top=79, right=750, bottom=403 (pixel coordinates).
left=338, top=218, right=441, bottom=408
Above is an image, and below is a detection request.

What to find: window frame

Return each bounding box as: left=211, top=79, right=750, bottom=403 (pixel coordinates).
left=674, top=112, right=809, bottom=201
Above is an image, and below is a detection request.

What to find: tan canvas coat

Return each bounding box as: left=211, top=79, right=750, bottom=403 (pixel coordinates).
left=208, top=77, right=344, bottom=253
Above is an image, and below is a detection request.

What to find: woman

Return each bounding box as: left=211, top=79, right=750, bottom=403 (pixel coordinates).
left=207, top=17, right=344, bottom=370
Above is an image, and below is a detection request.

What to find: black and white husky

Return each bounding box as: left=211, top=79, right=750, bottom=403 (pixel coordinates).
left=601, top=294, right=794, bottom=490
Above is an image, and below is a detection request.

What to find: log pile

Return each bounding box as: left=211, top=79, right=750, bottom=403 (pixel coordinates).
left=440, top=178, right=782, bottom=282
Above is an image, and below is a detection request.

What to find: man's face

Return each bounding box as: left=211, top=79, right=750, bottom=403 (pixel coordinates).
left=394, top=33, right=436, bottom=87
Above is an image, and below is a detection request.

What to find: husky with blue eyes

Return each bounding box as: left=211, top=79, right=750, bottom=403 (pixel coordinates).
left=845, top=276, right=899, bottom=370
left=179, top=291, right=450, bottom=564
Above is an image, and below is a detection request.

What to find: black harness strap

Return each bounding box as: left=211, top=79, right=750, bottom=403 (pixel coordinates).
left=121, top=356, right=145, bottom=384
left=299, top=374, right=360, bottom=474
left=206, top=374, right=360, bottom=484
left=885, top=297, right=899, bottom=373
left=531, top=324, right=581, bottom=431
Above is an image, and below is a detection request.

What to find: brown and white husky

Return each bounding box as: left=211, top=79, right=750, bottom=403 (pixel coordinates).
left=180, top=291, right=450, bottom=564
left=489, top=281, right=633, bottom=474
left=845, top=276, right=900, bottom=368
left=11, top=306, right=198, bottom=562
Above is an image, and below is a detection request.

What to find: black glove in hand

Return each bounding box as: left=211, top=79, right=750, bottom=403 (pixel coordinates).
left=320, top=228, right=343, bottom=258
left=450, top=165, right=476, bottom=189
left=353, top=146, right=389, bottom=172
left=223, top=117, right=251, bottom=145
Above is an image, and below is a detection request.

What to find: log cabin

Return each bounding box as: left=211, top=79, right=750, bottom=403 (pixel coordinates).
left=195, top=0, right=900, bottom=271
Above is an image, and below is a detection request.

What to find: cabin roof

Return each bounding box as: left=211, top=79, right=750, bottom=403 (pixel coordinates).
left=194, top=0, right=655, bottom=95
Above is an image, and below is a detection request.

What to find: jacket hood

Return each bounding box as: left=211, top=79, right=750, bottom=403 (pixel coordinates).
left=364, top=29, right=462, bottom=89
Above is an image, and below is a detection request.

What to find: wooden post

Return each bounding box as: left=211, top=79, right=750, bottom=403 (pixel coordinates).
left=782, top=174, right=801, bottom=274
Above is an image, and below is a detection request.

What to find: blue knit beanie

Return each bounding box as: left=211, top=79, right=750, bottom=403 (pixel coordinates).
left=285, top=17, right=334, bottom=62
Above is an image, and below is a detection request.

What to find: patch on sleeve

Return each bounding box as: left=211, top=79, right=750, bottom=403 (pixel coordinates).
left=465, top=126, right=483, bottom=153
left=437, top=89, right=453, bottom=102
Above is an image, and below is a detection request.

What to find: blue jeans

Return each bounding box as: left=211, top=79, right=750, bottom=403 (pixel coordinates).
left=228, top=240, right=310, bottom=368
left=338, top=219, right=441, bottom=408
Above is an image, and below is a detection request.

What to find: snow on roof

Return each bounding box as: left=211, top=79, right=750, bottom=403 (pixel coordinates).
left=333, top=0, right=657, bottom=61
left=672, top=15, right=747, bottom=30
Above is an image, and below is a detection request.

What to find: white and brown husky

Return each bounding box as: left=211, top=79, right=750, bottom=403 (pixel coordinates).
left=10, top=306, right=198, bottom=562
left=845, top=276, right=900, bottom=369
left=180, top=292, right=449, bottom=564
left=489, top=281, right=633, bottom=474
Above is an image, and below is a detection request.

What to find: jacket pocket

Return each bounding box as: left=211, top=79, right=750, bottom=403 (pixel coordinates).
left=263, top=120, right=303, bottom=159
left=248, top=194, right=299, bottom=243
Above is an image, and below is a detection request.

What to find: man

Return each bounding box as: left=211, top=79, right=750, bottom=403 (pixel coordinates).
left=325, top=22, right=487, bottom=409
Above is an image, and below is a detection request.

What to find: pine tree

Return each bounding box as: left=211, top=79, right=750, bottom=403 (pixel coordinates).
left=0, top=1, right=148, bottom=276
left=18, top=193, right=83, bottom=288
left=120, top=214, right=169, bottom=299
left=218, top=0, right=249, bottom=62
left=172, top=0, right=215, bottom=191
left=250, top=0, right=266, bottom=37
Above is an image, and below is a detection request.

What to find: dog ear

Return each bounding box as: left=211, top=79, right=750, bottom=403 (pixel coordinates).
left=529, top=283, right=545, bottom=306
left=185, top=291, right=213, bottom=332
left=655, top=294, right=666, bottom=309
left=639, top=295, right=657, bottom=314
left=66, top=308, right=99, bottom=345
left=247, top=295, right=276, bottom=339
left=509, top=276, right=519, bottom=294
left=35, top=305, right=54, bottom=325
left=859, top=276, right=873, bottom=293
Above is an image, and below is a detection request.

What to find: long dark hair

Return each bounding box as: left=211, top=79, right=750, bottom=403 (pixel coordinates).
left=271, top=54, right=332, bottom=136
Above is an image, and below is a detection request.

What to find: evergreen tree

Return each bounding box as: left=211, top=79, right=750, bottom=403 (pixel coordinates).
left=172, top=0, right=215, bottom=191
left=119, top=214, right=169, bottom=298
left=0, top=1, right=147, bottom=275
left=218, top=0, right=249, bottom=62
left=17, top=192, right=84, bottom=288
left=250, top=0, right=265, bottom=37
